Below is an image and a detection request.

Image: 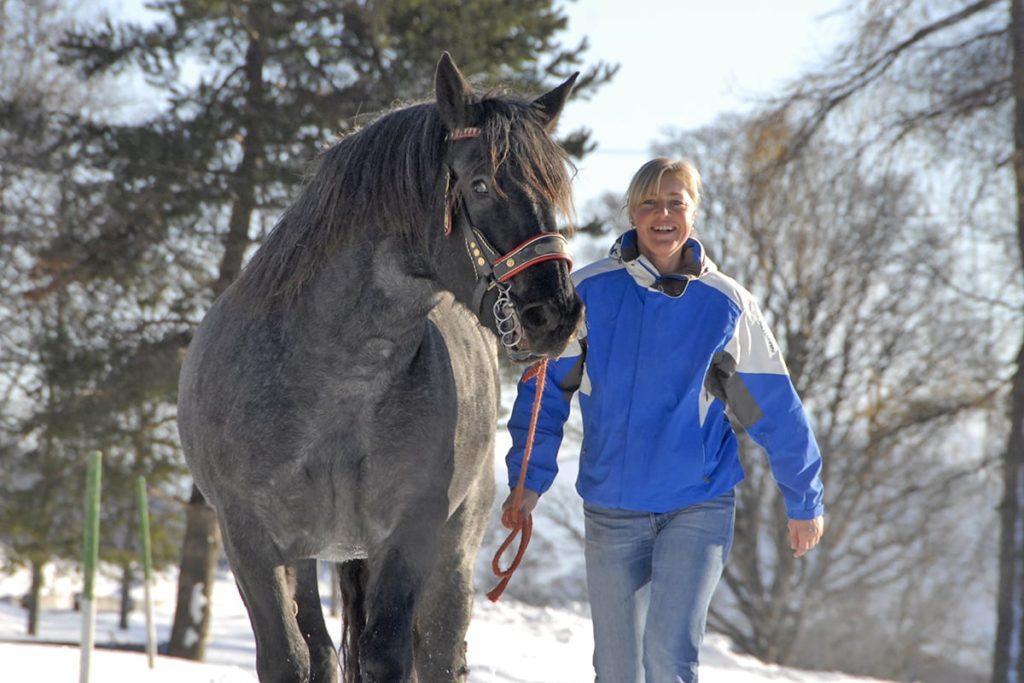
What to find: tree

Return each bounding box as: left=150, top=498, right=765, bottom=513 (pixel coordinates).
left=0, top=0, right=155, bottom=635
left=763, top=2, right=1020, bottom=679
left=643, top=111, right=1001, bottom=679
left=56, top=0, right=616, bottom=658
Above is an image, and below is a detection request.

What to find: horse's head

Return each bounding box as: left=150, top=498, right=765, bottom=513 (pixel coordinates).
left=434, top=53, right=584, bottom=361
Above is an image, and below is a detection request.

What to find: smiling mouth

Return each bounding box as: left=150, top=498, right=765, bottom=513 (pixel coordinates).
left=652, top=225, right=677, bottom=233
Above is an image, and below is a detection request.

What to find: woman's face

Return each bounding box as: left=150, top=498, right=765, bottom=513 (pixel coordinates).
left=631, top=173, right=697, bottom=273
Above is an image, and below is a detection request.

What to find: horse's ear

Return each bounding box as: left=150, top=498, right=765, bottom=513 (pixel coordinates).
left=532, top=72, right=579, bottom=133
left=435, top=52, right=473, bottom=131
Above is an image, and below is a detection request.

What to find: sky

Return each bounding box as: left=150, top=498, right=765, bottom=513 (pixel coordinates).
left=556, top=0, right=846, bottom=212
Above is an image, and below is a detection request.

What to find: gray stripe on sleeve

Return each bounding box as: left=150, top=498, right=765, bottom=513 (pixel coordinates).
left=705, top=351, right=764, bottom=429
left=557, top=339, right=588, bottom=401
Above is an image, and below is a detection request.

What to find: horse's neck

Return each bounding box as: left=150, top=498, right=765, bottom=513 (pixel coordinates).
left=304, top=237, right=439, bottom=356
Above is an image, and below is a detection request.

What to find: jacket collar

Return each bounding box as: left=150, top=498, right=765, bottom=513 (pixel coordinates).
left=610, top=229, right=713, bottom=294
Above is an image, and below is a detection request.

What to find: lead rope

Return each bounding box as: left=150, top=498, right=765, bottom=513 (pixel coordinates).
left=487, top=359, right=548, bottom=602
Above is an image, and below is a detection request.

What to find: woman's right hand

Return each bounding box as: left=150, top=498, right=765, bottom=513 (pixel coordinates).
left=500, top=489, right=540, bottom=529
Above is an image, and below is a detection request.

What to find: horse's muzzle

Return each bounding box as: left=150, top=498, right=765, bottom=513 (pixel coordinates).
left=511, top=293, right=583, bottom=361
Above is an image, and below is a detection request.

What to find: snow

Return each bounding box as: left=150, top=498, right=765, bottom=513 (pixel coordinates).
left=0, top=562, right=898, bottom=683
left=0, top=386, right=901, bottom=682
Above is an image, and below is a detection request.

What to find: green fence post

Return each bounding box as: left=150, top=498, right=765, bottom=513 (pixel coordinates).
left=79, top=450, right=101, bottom=683
left=136, top=476, right=157, bottom=668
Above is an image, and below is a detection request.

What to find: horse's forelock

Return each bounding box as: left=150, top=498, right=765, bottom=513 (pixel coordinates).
left=477, top=96, right=576, bottom=231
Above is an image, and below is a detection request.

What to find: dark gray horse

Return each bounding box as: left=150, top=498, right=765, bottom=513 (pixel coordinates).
left=176, top=53, right=583, bottom=683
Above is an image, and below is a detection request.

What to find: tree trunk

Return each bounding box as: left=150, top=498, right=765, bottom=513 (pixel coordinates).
left=993, top=303, right=1024, bottom=683
left=167, top=485, right=221, bottom=660
left=119, top=562, right=133, bottom=630
left=26, top=559, right=43, bottom=636
left=211, top=2, right=266, bottom=300
left=167, top=3, right=268, bottom=659
left=993, top=2, right=1024, bottom=682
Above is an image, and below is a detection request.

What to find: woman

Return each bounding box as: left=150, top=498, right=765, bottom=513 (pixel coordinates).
left=501, top=157, right=825, bottom=682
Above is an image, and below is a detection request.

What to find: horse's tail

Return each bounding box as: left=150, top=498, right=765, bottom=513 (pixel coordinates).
left=338, top=559, right=368, bottom=683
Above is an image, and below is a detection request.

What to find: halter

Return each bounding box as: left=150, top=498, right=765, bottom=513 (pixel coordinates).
left=444, top=127, right=573, bottom=360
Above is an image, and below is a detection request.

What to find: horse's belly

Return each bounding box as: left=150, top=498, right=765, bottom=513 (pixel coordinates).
left=318, top=543, right=369, bottom=563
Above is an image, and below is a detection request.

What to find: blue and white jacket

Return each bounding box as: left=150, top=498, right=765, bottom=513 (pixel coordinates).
left=505, top=231, right=825, bottom=519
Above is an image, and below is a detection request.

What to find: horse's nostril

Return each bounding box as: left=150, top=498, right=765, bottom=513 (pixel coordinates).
left=518, top=302, right=553, bottom=331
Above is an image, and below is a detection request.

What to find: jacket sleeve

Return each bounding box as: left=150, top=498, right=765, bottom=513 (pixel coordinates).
left=710, top=298, right=825, bottom=520
left=505, top=328, right=586, bottom=496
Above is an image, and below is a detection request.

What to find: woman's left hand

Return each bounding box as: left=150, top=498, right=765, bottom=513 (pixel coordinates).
left=788, top=516, right=824, bottom=558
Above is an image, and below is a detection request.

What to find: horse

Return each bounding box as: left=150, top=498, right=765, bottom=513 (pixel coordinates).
left=176, top=52, right=583, bottom=682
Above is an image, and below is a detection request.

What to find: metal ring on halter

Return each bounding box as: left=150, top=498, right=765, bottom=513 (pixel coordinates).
left=493, top=283, right=532, bottom=360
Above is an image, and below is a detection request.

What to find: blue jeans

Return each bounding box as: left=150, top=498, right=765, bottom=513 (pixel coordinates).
left=584, top=490, right=735, bottom=683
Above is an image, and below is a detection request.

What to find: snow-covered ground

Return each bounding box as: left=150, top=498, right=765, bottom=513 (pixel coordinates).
left=0, top=562, right=897, bottom=683
left=0, top=392, right=904, bottom=682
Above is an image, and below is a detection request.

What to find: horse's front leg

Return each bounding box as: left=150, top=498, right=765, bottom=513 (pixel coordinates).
left=413, top=477, right=493, bottom=683
left=359, top=501, right=447, bottom=682
left=356, top=321, right=456, bottom=681
left=220, top=512, right=312, bottom=683
left=294, top=559, right=340, bottom=682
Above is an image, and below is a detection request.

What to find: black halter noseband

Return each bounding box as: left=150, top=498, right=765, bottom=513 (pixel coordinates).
left=444, top=126, right=573, bottom=359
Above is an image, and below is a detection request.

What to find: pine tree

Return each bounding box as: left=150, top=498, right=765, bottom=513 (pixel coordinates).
left=0, top=0, right=190, bottom=635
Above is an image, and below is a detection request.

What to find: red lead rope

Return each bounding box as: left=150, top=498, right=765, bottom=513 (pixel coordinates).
left=487, top=359, right=547, bottom=602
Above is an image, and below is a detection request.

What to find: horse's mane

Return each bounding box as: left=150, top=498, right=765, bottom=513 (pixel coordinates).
left=235, top=93, right=575, bottom=305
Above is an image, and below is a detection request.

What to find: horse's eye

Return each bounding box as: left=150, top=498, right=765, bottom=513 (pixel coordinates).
left=471, top=180, right=489, bottom=195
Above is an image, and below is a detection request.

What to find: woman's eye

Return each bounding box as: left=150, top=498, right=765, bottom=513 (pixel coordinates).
left=472, top=180, right=488, bottom=194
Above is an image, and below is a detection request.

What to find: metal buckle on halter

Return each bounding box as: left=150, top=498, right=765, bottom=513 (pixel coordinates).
left=445, top=127, right=481, bottom=141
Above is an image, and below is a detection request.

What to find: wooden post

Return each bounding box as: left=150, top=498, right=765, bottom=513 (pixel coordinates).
left=136, top=476, right=157, bottom=669
left=79, top=451, right=101, bottom=683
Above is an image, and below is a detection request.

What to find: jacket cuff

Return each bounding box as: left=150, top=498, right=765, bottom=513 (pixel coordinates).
left=786, top=504, right=825, bottom=520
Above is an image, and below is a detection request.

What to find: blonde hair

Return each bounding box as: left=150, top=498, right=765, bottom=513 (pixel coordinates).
left=625, top=157, right=702, bottom=218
